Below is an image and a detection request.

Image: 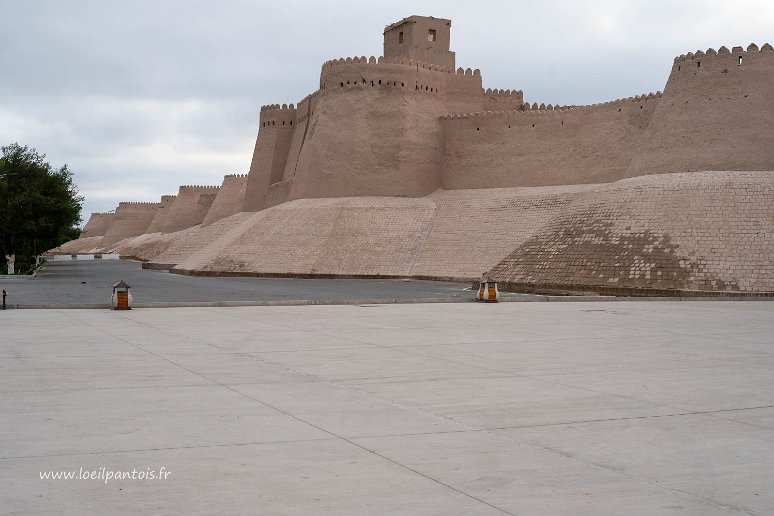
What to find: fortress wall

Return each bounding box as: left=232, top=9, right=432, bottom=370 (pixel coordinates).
left=80, top=212, right=114, bottom=238
left=481, top=88, right=524, bottom=111
left=441, top=93, right=661, bottom=189
left=629, top=43, right=774, bottom=175
left=288, top=58, right=479, bottom=201
left=100, top=202, right=160, bottom=246
left=146, top=194, right=177, bottom=233
left=157, top=171, right=774, bottom=293
left=242, top=104, right=297, bottom=211
left=201, top=174, right=248, bottom=226
left=161, top=185, right=220, bottom=233
left=280, top=91, right=320, bottom=183
left=445, top=67, right=483, bottom=113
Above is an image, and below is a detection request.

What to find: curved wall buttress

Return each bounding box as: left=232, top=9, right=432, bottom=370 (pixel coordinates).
left=80, top=212, right=114, bottom=238
left=629, top=44, right=774, bottom=175
left=202, top=174, right=248, bottom=226
left=288, top=57, right=481, bottom=201
left=146, top=195, right=177, bottom=233
left=242, top=105, right=297, bottom=212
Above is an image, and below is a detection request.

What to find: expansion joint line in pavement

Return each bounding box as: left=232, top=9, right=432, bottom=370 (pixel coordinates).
left=62, top=310, right=515, bottom=516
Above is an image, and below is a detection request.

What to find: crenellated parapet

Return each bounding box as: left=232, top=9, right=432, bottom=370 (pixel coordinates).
left=318, top=55, right=481, bottom=96
left=259, top=103, right=297, bottom=129
left=671, top=42, right=773, bottom=72
left=482, top=88, right=524, bottom=110
left=117, top=201, right=161, bottom=209
left=441, top=91, right=662, bottom=121
left=178, top=185, right=220, bottom=191
left=629, top=42, right=774, bottom=176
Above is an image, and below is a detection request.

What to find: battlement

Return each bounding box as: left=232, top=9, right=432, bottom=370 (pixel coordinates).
left=671, top=42, right=773, bottom=73
left=321, top=55, right=479, bottom=76
left=178, top=185, right=220, bottom=190
left=160, top=195, right=177, bottom=202
left=117, top=201, right=161, bottom=209
left=318, top=55, right=481, bottom=99
left=259, top=103, right=297, bottom=128
left=260, top=103, right=296, bottom=112
left=483, top=88, right=524, bottom=110
left=440, top=91, right=662, bottom=120
left=224, top=173, right=248, bottom=178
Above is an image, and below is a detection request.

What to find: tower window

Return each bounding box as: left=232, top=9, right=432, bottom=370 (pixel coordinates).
left=399, top=31, right=404, bottom=44
left=428, top=29, right=437, bottom=42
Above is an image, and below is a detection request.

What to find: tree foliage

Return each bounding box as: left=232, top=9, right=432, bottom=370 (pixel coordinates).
left=0, top=143, right=83, bottom=273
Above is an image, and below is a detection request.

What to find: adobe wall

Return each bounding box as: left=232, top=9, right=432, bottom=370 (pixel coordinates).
left=629, top=43, right=774, bottom=175
left=161, top=185, right=220, bottom=233
left=202, top=174, right=248, bottom=226
left=146, top=194, right=177, bottom=233
left=286, top=57, right=482, bottom=202
left=80, top=212, right=114, bottom=238
left=100, top=202, right=160, bottom=246
left=441, top=93, right=661, bottom=189
left=481, top=88, right=524, bottom=111
left=242, top=104, right=297, bottom=212
left=162, top=171, right=774, bottom=293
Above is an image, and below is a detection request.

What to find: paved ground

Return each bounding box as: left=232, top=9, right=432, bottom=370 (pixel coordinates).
left=1, top=302, right=772, bottom=514
left=0, top=260, right=471, bottom=306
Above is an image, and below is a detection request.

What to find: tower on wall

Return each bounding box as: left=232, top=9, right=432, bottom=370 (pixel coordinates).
left=383, top=15, right=455, bottom=69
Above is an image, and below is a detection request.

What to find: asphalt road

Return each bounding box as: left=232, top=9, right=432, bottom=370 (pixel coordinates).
left=0, top=259, right=473, bottom=306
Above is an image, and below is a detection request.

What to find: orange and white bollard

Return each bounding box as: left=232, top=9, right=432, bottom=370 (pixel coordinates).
left=477, top=279, right=499, bottom=302
left=111, top=280, right=133, bottom=310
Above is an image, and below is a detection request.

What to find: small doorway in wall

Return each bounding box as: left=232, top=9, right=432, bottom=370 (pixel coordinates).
left=428, top=29, right=437, bottom=42
left=399, top=31, right=404, bottom=44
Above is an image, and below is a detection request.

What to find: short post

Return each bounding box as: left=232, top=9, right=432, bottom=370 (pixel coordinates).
left=477, top=278, right=499, bottom=303
left=2, top=289, right=6, bottom=310
left=111, top=280, right=132, bottom=310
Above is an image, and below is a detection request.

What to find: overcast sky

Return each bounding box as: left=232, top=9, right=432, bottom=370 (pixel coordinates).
left=2, top=0, right=772, bottom=222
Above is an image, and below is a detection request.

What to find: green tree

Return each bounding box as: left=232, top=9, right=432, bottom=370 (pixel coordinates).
left=0, top=143, right=83, bottom=274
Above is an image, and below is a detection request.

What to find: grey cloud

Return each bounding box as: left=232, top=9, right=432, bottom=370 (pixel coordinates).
left=2, top=0, right=772, bottom=220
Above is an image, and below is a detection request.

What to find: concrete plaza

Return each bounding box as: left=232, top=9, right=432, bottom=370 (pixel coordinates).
left=1, top=302, right=773, bottom=514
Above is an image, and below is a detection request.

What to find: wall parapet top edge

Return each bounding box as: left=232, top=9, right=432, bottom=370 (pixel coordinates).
left=321, top=55, right=480, bottom=77
left=673, top=42, right=773, bottom=63
left=439, top=91, right=662, bottom=120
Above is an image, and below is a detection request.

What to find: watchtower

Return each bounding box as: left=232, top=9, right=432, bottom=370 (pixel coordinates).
left=383, top=15, right=455, bottom=69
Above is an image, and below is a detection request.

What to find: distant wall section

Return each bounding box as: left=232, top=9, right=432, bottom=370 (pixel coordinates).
left=162, top=186, right=219, bottom=233
left=80, top=212, right=114, bottom=238
left=100, top=202, right=160, bottom=246
left=202, top=174, right=248, bottom=226
left=146, top=195, right=177, bottom=233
